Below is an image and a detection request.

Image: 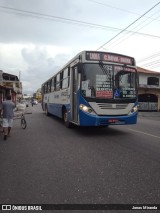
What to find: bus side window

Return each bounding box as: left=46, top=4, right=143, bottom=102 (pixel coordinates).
left=56, top=74, right=60, bottom=91
left=54, top=77, right=56, bottom=91
left=60, top=71, right=63, bottom=89
left=42, top=85, right=44, bottom=94
left=41, top=85, right=44, bottom=94
left=47, top=82, right=49, bottom=93
left=62, top=68, right=69, bottom=89
left=68, top=69, right=70, bottom=88
left=49, top=79, right=52, bottom=93
left=51, top=77, right=55, bottom=92
left=46, top=83, right=48, bottom=93
left=44, top=84, right=46, bottom=94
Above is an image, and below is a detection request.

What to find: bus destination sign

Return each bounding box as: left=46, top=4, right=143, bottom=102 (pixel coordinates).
left=86, top=52, right=134, bottom=66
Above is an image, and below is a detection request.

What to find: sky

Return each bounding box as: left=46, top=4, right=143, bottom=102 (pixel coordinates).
left=0, top=0, right=160, bottom=94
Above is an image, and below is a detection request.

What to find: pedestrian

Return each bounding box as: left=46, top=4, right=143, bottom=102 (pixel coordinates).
left=31, top=98, right=34, bottom=107
left=0, top=94, right=15, bottom=140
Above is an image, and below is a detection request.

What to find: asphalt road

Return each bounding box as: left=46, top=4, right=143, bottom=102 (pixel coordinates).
left=0, top=104, right=160, bottom=212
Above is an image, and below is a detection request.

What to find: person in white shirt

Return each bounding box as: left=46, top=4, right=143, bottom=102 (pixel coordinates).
left=1, top=94, right=15, bottom=140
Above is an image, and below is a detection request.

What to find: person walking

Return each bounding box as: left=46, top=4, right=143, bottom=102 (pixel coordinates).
left=1, top=94, right=15, bottom=140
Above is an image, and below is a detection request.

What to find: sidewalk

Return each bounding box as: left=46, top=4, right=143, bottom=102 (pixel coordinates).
left=138, top=111, right=160, bottom=117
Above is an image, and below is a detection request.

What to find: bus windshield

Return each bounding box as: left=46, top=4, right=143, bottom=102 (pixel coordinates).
left=81, top=63, right=137, bottom=99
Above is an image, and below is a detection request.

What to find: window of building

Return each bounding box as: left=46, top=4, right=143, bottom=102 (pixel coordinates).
left=147, top=77, right=159, bottom=86
left=3, top=74, right=9, bottom=81
left=10, top=76, right=16, bottom=81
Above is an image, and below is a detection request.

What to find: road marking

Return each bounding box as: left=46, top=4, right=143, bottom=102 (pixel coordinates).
left=128, top=128, right=160, bottom=139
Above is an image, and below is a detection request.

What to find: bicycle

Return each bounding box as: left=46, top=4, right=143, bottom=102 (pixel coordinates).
left=14, top=111, right=27, bottom=129
left=20, top=114, right=27, bottom=129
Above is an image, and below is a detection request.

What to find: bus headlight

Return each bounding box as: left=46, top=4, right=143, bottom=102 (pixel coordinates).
left=79, top=104, right=95, bottom=114
left=129, top=105, right=138, bottom=115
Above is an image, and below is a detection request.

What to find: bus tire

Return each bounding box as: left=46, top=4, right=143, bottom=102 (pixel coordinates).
left=45, top=105, right=49, bottom=116
left=63, top=109, right=72, bottom=128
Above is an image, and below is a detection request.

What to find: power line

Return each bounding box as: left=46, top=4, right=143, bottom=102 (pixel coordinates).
left=0, top=5, right=160, bottom=40
left=148, top=63, right=160, bottom=69
left=88, top=0, right=160, bottom=22
left=88, top=0, right=140, bottom=16
left=103, top=9, right=160, bottom=50
left=137, top=51, right=160, bottom=70
left=0, top=7, right=134, bottom=32
left=139, top=61, right=160, bottom=70
left=140, top=59, right=160, bottom=67
left=96, top=1, right=160, bottom=50
left=138, top=57, right=160, bottom=69
left=91, top=1, right=160, bottom=71
left=0, top=5, right=120, bottom=31
left=137, top=51, right=160, bottom=63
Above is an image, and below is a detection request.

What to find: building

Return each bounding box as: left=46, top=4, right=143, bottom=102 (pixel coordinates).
left=23, top=94, right=32, bottom=100
left=33, top=88, right=42, bottom=102
left=137, top=67, right=160, bottom=111
left=0, top=70, right=22, bottom=103
left=0, top=85, right=17, bottom=104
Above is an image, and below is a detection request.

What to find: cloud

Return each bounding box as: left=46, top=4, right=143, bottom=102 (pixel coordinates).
left=0, top=0, right=86, bottom=45
left=0, top=42, right=72, bottom=94
left=20, top=45, right=73, bottom=93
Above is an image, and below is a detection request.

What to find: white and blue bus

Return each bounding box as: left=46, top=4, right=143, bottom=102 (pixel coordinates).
left=41, top=51, right=138, bottom=127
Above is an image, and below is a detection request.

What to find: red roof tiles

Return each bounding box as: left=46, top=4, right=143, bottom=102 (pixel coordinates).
left=137, top=67, right=160, bottom=74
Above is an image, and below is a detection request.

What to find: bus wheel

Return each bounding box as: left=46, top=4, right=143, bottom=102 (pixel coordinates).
left=63, top=109, right=72, bottom=128
left=45, top=105, right=49, bottom=116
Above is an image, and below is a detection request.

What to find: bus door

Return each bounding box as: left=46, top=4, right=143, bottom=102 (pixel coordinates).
left=71, top=65, right=79, bottom=123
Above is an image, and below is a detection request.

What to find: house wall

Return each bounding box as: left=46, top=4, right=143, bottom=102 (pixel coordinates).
left=139, top=73, right=160, bottom=85
left=138, top=73, right=160, bottom=111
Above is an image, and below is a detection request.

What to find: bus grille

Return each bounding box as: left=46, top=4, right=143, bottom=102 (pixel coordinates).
left=88, top=102, right=133, bottom=115
left=97, top=103, right=128, bottom=110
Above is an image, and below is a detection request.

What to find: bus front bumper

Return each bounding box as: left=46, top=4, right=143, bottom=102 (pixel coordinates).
left=79, top=111, right=138, bottom=126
